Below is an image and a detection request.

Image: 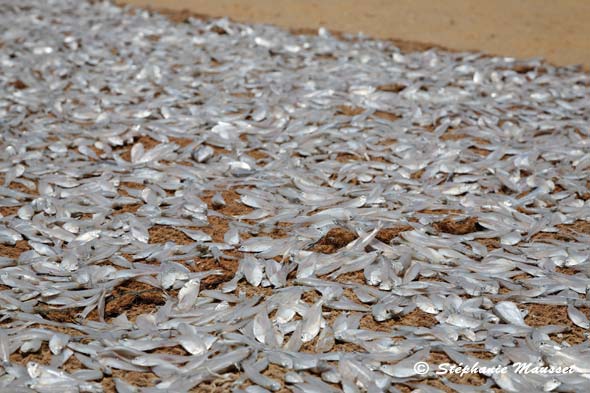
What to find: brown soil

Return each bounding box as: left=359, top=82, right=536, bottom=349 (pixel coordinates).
left=525, top=304, right=590, bottom=345
left=335, top=105, right=400, bottom=122
left=373, top=110, right=400, bottom=122
left=10, top=342, right=53, bottom=367
left=102, top=370, right=159, bottom=392
left=360, top=309, right=438, bottom=332
left=36, top=280, right=165, bottom=323
left=0, top=175, right=38, bottom=195
left=336, top=105, right=364, bottom=116
left=149, top=225, right=194, bottom=245
left=0, top=239, right=31, bottom=258
left=101, top=280, right=165, bottom=320
left=0, top=206, right=20, bottom=217
left=418, top=209, right=462, bottom=215
left=311, top=227, right=358, bottom=253
left=112, top=203, right=142, bottom=215
left=555, top=266, right=579, bottom=275
left=200, top=188, right=254, bottom=217
left=463, top=344, right=496, bottom=360
left=532, top=220, right=590, bottom=242
left=475, top=237, right=501, bottom=250
left=169, top=136, right=194, bottom=148
left=433, top=216, right=481, bottom=235
left=247, top=149, right=269, bottom=160
left=117, top=135, right=161, bottom=162
left=375, top=225, right=413, bottom=243
left=377, top=83, right=406, bottom=93
left=193, top=251, right=242, bottom=290
left=191, top=372, right=240, bottom=393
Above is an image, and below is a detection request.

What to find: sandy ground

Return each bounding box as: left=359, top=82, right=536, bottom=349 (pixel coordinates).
left=121, top=0, right=590, bottom=69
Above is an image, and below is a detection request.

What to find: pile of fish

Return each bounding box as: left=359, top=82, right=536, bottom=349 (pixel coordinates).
left=0, top=0, right=589, bottom=392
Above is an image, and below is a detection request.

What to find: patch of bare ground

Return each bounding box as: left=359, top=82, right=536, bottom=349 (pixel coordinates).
left=335, top=105, right=400, bottom=121
left=410, top=168, right=425, bottom=179
left=336, top=105, right=364, bottom=116
left=235, top=281, right=274, bottom=298
left=102, top=370, right=159, bottom=392
left=417, top=208, right=462, bottom=215
left=375, top=225, right=413, bottom=243
left=201, top=215, right=232, bottom=243
left=168, top=136, right=194, bottom=147
left=474, top=237, right=501, bottom=250
left=311, top=227, right=358, bottom=254
left=468, top=146, right=492, bottom=156
left=198, top=187, right=265, bottom=242
left=0, top=175, right=38, bottom=195
left=12, top=340, right=160, bottom=393
left=373, top=110, right=400, bottom=121
left=330, top=270, right=367, bottom=285
left=112, top=202, right=142, bottom=215
left=525, top=304, right=590, bottom=345
left=148, top=225, right=194, bottom=245
left=555, top=266, right=579, bottom=275
left=376, top=83, right=406, bottom=93
left=532, top=220, right=590, bottom=242
left=360, top=309, right=438, bottom=332
left=247, top=149, right=269, bottom=160
left=99, top=280, right=165, bottom=321
left=463, top=344, right=496, bottom=360
left=0, top=239, right=31, bottom=258
left=10, top=342, right=54, bottom=367
left=116, top=135, right=160, bottom=161
left=200, top=188, right=254, bottom=217
left=0, top=205, right=20, bottom=217
left=118, top=180, right=147, bottom=197
left=188, top=250, right=243, bottom=290
left=260, top=222, right=292, bottom=239
left=36, top=280, right=165, bottom=323
left=532, top=220, right=590, bottom=241
left=433, top=216, right=482, bottom=235
left=190, top=372, right=240, bottom=393
left=240, top=364, right=293, bottom=393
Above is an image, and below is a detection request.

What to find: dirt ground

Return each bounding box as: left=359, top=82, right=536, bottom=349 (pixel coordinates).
left=121, top=0, right=590, bottom=69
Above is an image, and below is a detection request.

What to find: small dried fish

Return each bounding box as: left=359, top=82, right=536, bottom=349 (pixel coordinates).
left=300, top=301, right=323, bottom=343
left=0, top=1, right=588, bottom=391
left=494, top=301, right=527, bottom=326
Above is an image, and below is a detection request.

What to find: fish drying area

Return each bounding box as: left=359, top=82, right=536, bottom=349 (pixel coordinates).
left=0, top=1, right=590, bottom=392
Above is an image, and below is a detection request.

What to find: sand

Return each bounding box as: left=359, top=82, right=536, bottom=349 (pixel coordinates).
left=120, top=0, right=590, bottom=69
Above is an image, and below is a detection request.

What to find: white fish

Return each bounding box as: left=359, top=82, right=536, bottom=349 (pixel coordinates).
left=301, top=301, right=323, bottom=343
left=494, top=301, right=526, bottom=326
left=192, top=145, right=214, bottom=163
left=180, top=228, right=212, bottom=242
left=177, top=279, right=200, bottom=311
left=49, top=333, right=69, bottom=355
left=380, top=349, right=430, bottom=378
left=567, top=304, right=590, bottom=329
left=240, top=256, right=264, bottom=287
left=253, top=309, right=278, bottom=347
